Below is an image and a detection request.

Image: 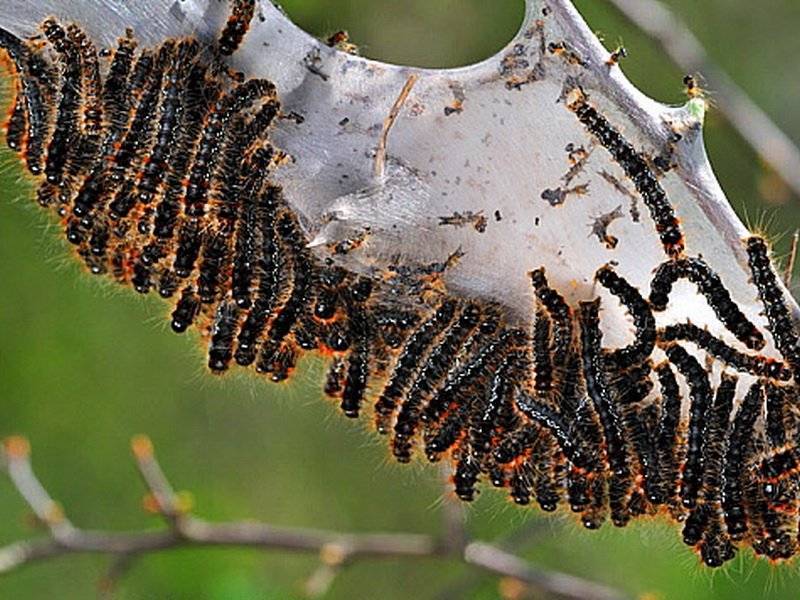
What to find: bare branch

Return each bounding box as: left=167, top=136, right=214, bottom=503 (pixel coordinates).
left=2, top=437, right=77, bottom=542
left=131, top=435, right=187, bottom=527
left=465, top=542, right=628, bottom=600
left=435, top=520, right=555, bottom=600
left=0, top=436, right=630, bottom=600
left=604, top=0, right=800, bottom=200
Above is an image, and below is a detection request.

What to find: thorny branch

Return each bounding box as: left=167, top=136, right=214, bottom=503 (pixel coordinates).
left=0, top=437, right=629, bottom=600
left=604, top=0, right=800, bottom=201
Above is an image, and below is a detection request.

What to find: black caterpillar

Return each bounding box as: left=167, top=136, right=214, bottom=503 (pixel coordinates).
left=3, top=0, right=800, bottom=569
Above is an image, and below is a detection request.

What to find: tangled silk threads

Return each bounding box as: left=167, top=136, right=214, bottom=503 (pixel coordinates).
left=3, top=0, right=800, bottom=568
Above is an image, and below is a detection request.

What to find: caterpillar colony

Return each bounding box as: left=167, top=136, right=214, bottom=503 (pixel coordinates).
left=2, top=0, right=800, bottom=569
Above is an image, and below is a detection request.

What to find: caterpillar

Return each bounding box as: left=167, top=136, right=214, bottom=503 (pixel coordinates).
left=2, top=0, right=800, bottom=570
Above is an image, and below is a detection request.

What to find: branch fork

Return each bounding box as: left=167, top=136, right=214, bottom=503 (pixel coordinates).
left=0, top=435, right=628, bottom=600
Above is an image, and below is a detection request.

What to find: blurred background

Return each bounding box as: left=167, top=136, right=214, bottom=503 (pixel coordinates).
left=1, top=0, right=799, bottom=598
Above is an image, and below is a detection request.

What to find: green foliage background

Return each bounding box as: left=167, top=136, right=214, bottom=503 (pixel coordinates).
left=1, top=0, right=799, bottom=598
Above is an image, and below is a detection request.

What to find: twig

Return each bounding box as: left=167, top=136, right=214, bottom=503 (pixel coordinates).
left=465, top=542, right=627, bottom=600
left=131, top=435, right=185, bottom=524
left=603, top=0, right=800, bottom=201
left=439, top=463, right=468, bottom=554
left=435, top=519, right=552, bottom=600
left=784, top=229, right=799, bottom=286
left=304, top=562, right=341, bottom=598
left=2, top=437, right=77, bottom=542
left=0, top=436, right=629, bottom=600
left=99, top=553, right=139, bottom=599
left=374, top=74, right=418, bottom=180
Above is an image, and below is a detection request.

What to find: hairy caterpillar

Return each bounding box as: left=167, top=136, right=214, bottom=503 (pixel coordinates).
left=2, top=0, right=800, bottom=570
